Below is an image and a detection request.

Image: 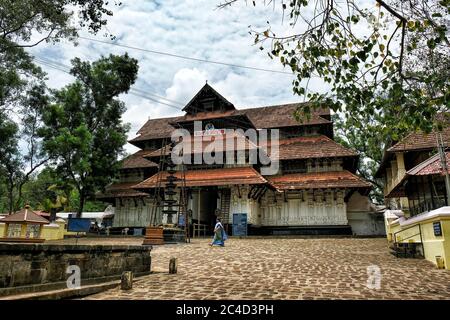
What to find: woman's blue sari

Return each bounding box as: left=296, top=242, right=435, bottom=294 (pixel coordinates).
left=211, top=222, right=228, bottom=246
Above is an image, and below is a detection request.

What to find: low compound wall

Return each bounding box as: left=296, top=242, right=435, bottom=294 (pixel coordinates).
left=0, top=243, right=151, bottom=296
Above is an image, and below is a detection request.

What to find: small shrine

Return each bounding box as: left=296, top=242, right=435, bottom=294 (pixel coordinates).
left=0, top=205, right=49, bottom=243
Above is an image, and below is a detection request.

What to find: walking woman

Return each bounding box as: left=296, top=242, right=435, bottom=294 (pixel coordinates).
left=210, top=218, right=228, bottom=246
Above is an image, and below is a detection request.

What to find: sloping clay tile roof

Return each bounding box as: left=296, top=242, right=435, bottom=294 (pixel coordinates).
left=243, top=103, right=330, bottom=129
left=388, top=127, right=450, bottom=152
left=134, top=167, right=267, bottom=189
left=2, top=206, right=49, bottom=224
left=407, top=152, right=450, bottom=176
left=121, top=150, right=158, bottom=169
left=144, top=132, right=259, bottom=158
left=267, top=170, right=371, bottom=190
left=130, top=103, right=331, bottom=142
left=264, top=135, right=357, bottom=160
left=97, top=182, right=150, bottom=198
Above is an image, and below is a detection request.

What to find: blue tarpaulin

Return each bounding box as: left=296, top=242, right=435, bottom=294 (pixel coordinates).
left=67, top=218, right=91, bottom=232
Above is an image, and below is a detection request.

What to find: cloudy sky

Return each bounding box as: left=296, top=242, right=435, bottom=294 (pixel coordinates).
left=26, top=0, right=374, bottom=154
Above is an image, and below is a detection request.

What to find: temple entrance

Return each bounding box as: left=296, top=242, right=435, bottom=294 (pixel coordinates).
left=191, top=188, right=218, bottom=236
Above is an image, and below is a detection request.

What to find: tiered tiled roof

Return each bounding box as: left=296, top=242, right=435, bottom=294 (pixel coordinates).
left=129, top=103, right=331, bottom=144
left=173, top=110, right=245, bottom=122
left=129, top=116, right=182, bottom=143
left=134, top=167, right=267, bottom=189
left=263, top=135, right=357, bottom=160
left=267, top=171, right=371, bottom=190
left=97, top=182, right=149, bottom=199
left=144, top=132, right=259, bottom=159
left=243, top=103, right=330, bottom=129
left=121, top=150, right=158, bottom=169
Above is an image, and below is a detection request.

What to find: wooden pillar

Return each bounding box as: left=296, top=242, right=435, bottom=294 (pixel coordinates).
left=428, top=175, right=437, bottom=209
left=419, top=175, right=428, bottom=212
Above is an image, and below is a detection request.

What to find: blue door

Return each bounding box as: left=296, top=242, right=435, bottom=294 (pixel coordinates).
left=232, top=213, right=248, bottom=236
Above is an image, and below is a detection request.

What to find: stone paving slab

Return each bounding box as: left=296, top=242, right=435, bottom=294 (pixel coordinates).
left=79, top=238, right=450, bottom=300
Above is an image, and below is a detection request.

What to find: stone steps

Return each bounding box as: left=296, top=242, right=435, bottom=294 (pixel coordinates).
left=1, top=280, right=121, bottom=300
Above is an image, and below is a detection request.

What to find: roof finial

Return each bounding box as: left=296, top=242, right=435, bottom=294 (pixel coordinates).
left=206, top=80, right=208, bottom=84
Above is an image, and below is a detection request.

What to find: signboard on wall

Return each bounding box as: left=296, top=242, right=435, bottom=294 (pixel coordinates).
left=232, top=213, right=248, bottom=236
left=194, top=129, right=226, bottom=137
left=67, top=218, right=91, bottom=232
left=178, top=214, right=186, bottom=227
left=433, top=221, right=442, bottom=236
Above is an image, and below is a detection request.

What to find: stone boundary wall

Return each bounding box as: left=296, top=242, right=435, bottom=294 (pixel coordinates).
left=0, top=243, right=151, bottom=295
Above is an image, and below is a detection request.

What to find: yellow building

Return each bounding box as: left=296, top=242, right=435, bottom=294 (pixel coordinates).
left=385, top=207, right=450, bottom=269
left=0, top=207, right=66, bottom=242
left=0, top=205, right=50, bottom=243
left=381, top=146, right=450, bottom=269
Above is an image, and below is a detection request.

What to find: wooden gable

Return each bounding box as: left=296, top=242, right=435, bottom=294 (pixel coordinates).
left=182, top=83, right=235, bottom=114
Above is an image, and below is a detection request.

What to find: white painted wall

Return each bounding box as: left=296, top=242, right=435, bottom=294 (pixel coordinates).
left=346, top=191, right=386, bottom=235
left=111, top=189, right=384, bottom=235
left=113, top=197, right=159, bottom=228
left=229, top=186, right=260, bottom=225
left=347, top=211, right=386, bottom=235
left=259, top=190, right=348, bottom=226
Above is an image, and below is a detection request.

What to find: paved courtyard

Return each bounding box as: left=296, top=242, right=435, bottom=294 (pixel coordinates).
left=81, top=237, right=450, bottom=300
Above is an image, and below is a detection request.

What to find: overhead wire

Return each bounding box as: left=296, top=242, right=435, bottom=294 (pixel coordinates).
left=78, top=36, right=295, bottom=76
left=32, top=56, right=256, bottom=128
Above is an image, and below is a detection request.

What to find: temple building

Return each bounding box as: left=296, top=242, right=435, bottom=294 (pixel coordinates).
left=377, top=119, right=450, bottom=269
left=99, top=84, right=382, bottom=236
left=376, top=122, right=450, bottom=214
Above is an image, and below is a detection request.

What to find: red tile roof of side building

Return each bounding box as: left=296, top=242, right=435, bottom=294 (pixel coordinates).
left=375, top=114, right=450, bottom=178
left=267, top=170, right=371, bottom=190
left=133, top=167, right=267, bottom=189
left=384, top=152, right=450, bottom=198
left=406, top=152, right=450, bottom=176
left=387, top=127, right=450, bottom=152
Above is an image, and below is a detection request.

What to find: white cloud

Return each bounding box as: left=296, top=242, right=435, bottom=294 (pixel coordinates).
left=26, top=0, right=345, bottom=155
left=165, top=68, right=209, bottom=105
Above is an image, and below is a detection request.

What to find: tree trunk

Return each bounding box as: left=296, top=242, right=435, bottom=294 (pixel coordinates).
left=14, top=181, right=25, bottom=212
left=8, top=187, right=13, bottom=215
left=7, top=176, right=14, bottom=214
left=77, top=191, right=85, bottom=218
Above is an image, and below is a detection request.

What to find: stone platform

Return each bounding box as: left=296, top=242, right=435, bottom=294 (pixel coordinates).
left=84, top=237, right=450, bottom=300
left=0, top=242, right=151, bottom=297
